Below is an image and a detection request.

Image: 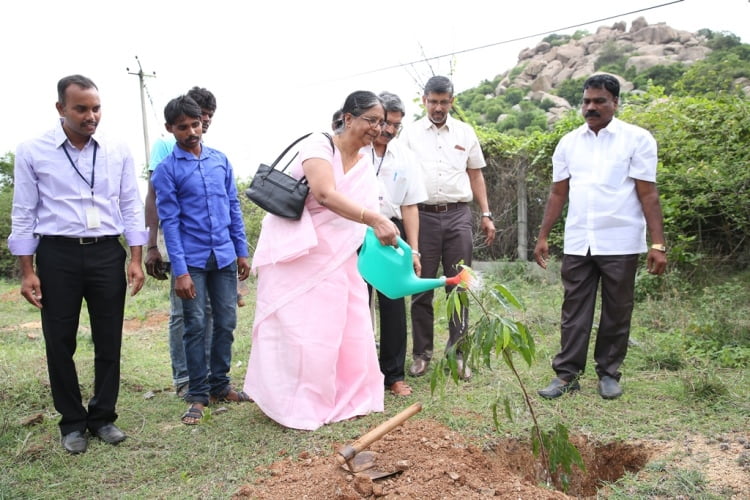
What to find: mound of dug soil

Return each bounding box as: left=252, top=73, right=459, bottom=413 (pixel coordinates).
left=233, top=419, right=595, bottom=499
left=233, top=417, right=750, bottom=499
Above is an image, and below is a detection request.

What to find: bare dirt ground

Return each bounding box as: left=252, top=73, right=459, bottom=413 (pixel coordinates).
left=232, top=418, right=750, bottom=499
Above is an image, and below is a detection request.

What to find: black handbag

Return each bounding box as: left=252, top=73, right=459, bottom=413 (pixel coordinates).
left=245, top=133, right=334, bottom=220
left=245, top=133, right=313, bottom=220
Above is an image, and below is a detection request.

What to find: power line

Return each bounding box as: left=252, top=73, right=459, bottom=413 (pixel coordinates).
left=350, top=0, right=685, bottom=79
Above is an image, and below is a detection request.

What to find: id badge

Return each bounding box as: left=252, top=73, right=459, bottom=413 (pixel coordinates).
left=85, top=206, right=102, bottom=229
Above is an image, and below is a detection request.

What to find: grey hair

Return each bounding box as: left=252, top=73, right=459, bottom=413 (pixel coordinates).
left=378, top=91, right=405, bottom=115
left=423, top=76, right=454, bottom=97
left=332, top=90, right=383, bottom=134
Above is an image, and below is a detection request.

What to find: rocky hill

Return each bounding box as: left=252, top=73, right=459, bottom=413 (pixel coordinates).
left=491, top=16, right=748, bottom=124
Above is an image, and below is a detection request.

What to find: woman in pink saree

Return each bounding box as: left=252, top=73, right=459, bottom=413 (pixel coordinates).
left=244, top=91, right=400, bottom=430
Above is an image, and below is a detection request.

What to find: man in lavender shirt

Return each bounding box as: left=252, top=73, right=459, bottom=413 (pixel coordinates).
left=7, top=74, right=148, bottom=454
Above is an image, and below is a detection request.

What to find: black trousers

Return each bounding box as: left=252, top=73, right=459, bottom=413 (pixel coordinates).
left=36, top=237, right=127, bottom=436
left=553, top=253, right=639, bottom=382
left=369, top=218, right=408, bottom=387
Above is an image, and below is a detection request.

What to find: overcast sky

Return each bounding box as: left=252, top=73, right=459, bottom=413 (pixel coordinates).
left=1, top=0, right=748, bottom=189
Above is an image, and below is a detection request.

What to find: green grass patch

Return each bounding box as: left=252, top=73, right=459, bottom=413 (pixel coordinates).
left=0, top=262, right=748, bottom=498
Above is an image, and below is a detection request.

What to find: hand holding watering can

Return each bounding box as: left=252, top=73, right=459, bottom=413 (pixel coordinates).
left=358, top=227, right=474, bottom=299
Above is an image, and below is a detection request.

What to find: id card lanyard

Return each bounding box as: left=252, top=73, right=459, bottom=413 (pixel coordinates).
left=63, top=141, right=101, bottom=228
left=371, top=148, right=385, bottom=177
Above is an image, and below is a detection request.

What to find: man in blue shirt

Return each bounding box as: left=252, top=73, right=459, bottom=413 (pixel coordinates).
left=144, top=87, right=216, bottom=398
left=151, top=95, right=250, bottom=424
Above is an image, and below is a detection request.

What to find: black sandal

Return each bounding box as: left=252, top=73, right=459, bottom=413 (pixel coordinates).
left=181, top=403, right=204, bottom=425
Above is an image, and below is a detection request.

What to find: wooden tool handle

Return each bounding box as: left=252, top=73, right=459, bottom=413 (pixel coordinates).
left=336, top=402, right=422, bottom=464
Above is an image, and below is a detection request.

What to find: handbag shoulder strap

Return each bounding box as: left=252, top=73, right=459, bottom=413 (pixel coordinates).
left=322, top=132, right=334, bottom=151
left=271, top=133, right=313, bottom=171
left=275, top=132, right=336, bottom=173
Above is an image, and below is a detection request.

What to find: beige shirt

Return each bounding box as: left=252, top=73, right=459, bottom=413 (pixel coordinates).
left=400, top=114, right=485, bottom=204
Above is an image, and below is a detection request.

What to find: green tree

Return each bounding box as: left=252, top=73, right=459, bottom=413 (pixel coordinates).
left=675, top=52, right=750, bottom=95
left=0, top=152, right=17, bottom=277
left=553, top=77, right=586, bottom=107
left=620, top=93, right=750, bottom=266
left=631, top=64, right=687, bottom=94
left=0, top=152, right=13, bottom=188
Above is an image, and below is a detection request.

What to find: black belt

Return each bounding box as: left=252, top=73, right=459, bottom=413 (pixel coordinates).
left=41, top=235, right=120, bottom=245
left=417, top=202, right=466, bottom=213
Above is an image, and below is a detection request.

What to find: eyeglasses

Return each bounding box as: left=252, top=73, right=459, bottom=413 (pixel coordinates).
left=384, top=120, right=402, bottom=131
left=426, top=99, right=452, bottom=107
left=358, top=115, right=386, bottom=129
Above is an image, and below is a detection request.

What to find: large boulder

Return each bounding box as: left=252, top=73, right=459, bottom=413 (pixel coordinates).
left=481, top=16, right=723, bottom=128
left=530, top=75, right=553, bottom=92
left=528, top=91, right=571, bottom=108
left=678, top=45, right=712, bottom=62
left=626, top=55, right=667, bottom=72
left=556, top=44, right=586, bottom=65
left=630, top=16, right=649, bottom=32
left=630, top=24, right=680, bottom=45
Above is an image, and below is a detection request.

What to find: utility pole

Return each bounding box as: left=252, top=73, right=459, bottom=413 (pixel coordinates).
left=127, top=56, right=155, bottom=167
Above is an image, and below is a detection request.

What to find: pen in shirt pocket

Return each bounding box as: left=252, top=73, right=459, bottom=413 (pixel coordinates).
left=454, top=145, right=466, bottom=151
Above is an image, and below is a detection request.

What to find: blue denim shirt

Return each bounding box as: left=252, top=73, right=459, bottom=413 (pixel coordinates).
left=152, top=144, right=248, bottom=276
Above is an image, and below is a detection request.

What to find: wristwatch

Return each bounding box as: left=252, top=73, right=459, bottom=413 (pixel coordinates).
left=650, top=243, right=666, bottom=252
left=481, top=212, right=493, bottom=218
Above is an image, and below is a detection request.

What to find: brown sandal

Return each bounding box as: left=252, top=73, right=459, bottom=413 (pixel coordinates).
left=389, top=381, right=413, bottom=396
left=209, top=386, right=252, bottom=404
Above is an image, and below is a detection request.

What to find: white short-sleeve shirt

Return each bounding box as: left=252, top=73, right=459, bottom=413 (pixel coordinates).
left=553, top=117, right=658, bottom=255
left=365, top=139, right=428, bottom=220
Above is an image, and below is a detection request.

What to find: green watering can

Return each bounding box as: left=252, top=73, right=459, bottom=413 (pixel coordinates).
left=357, top=227, right=464, bottom=299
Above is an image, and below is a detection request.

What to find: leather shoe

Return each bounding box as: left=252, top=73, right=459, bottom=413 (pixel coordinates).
left=456, top=356, right=472, bottom=381
left=598, top=376, right=623, bottom=399
left=94, top=423, right=127, bottom=445
left=537, top=377, right=580, bottom=399
left=409, top=358, right=429, bottom=377
left=61, top=431, right=88, bottom=454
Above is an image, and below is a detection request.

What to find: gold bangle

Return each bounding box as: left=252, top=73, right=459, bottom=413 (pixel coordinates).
left=359, top=208, right=366, bottom=224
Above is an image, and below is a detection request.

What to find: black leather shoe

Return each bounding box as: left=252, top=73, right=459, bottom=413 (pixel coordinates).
left=61, top=431, right=88, bottom=454
left=598, top=376, right=623, bottom=399
left=409, top=358, right=429, bottom=377
left=94, top=423, right=127, bottom=445
left=537, top=377, right=580, bottom=399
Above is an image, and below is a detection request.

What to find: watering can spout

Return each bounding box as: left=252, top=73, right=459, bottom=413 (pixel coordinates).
left=357, top=228, right=447, bottom=299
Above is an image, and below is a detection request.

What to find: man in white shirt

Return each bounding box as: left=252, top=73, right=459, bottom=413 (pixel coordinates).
left=533, top=73, right=667, bottom=400
left=367, top=92, right=427, bottom=396
left=400, top=76, right=496, bottom=380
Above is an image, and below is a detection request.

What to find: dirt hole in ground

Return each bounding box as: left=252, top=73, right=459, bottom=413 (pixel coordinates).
left=234, top=418, right=654, bottom=499
left=494, top=434, right=652, bottom=497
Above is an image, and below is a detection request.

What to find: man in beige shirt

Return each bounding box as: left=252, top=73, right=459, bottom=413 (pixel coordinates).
left=399, top=75, right=496, bottom=380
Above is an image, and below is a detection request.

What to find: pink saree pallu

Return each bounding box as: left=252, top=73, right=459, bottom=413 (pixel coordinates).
left=244, top=134, right=384, bottom=430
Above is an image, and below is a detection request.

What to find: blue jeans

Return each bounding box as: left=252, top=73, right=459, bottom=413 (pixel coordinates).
left=169, top=273, right=212, bottom=388
left=182, top=253, right=238, bottom=405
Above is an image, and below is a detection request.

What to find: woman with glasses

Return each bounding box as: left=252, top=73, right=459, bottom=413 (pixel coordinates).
left=244, top=90, right=399, bottom=430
